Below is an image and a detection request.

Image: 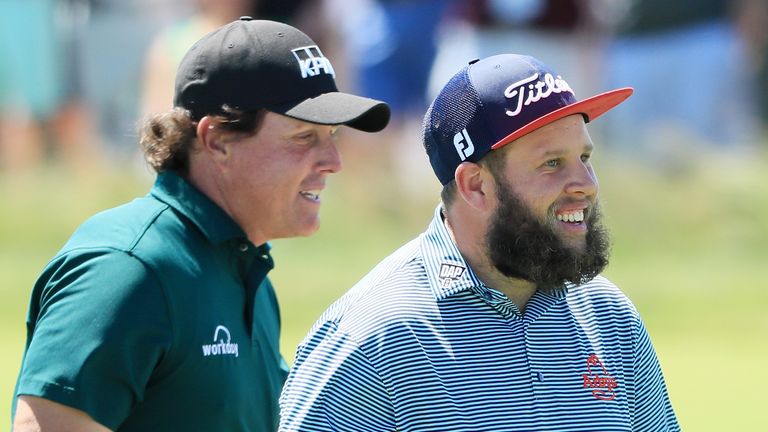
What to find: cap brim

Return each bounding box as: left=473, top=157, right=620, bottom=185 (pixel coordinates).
left=273, top=92, right=391, bottom=133
left=491, top=87, right=633, bottom=150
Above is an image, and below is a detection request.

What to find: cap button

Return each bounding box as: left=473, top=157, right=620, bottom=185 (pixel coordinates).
left=468, top=58, right=480, bottom=65
left=239, top=16, right=253, bottom=21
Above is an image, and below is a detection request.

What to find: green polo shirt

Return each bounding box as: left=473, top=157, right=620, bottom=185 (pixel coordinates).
left=14, top=172, right=289, bottom=431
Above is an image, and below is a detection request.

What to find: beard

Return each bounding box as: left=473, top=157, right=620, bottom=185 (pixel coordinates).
left=485, top=179, right=610, bottom=292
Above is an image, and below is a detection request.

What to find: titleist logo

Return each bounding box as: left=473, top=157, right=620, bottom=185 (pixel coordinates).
left=504, top=73, right=573, bottom=117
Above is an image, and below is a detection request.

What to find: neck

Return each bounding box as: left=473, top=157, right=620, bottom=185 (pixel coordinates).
left=444, top=207, right=537, bottom=313
left=186, top=154, right=268, bottom=247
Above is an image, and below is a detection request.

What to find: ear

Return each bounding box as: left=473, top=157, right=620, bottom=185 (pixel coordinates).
left=196, top=116, right=229, bottom=163
left=454, top=161, right=494, bottom=211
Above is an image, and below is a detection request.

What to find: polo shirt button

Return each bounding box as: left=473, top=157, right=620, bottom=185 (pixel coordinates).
left=239, top=243, right=249, bottom=252
left=482, top=291, right=493, bottom=301
left=536, top=371, right=544, bottom=382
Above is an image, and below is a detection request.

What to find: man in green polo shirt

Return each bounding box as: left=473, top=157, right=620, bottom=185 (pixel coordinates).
left=11, top=18, right=389, bottom=432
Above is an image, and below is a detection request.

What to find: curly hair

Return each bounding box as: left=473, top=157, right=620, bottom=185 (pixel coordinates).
left=139, top=107, right=266, bottom=175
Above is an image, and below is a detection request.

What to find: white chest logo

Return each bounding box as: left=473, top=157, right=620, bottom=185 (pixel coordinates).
left=504, top=72, right=574, bottom=117
left=202, top=325, right=239, bottom=358
left=292, top=45, right=336, bottom=78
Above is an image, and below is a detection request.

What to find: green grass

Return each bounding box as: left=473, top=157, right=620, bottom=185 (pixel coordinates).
left=2, top=145, right=767, bottom=430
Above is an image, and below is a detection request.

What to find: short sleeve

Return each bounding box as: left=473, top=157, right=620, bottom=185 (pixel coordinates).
left=631, top=318, right=680, bottom=431
left=15, top=249, right=173, bottom=430
left=279, top=322, right=396, bottom=432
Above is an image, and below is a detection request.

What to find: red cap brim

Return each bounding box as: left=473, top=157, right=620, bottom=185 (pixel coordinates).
left=490, top=87, right=634, bottom=150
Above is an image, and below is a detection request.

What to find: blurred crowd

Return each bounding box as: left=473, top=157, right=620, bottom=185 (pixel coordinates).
left=1, top=0, right=766, bottom=175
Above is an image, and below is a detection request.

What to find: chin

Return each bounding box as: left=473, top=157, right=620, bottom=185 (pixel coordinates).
left=295, top=219, right=321, bottom=237
left=562, top=238, right=587, bottom=253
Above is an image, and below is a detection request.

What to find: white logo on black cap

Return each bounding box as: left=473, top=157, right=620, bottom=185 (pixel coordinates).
left=453, top=128, right=475, bottom=161
left=292, top=45, right=335, bottom=78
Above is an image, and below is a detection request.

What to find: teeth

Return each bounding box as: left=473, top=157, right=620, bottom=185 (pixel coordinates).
left=557, top=210, right=584, bottom=223
left=300, top=191, right=320, bottom=201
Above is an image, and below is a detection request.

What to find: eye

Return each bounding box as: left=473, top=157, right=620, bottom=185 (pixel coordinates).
left=293, top=131, right=315, bottom=143
left=544, top=159, right=560, bottom=168
left=581, top=153, right=591, bottom=162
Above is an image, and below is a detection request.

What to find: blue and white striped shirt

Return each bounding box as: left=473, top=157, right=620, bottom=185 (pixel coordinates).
left=280, top=205, right=679, bottom=431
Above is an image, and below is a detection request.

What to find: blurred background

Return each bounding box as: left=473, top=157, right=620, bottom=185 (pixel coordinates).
left=1, top=0, right=767, bottom=429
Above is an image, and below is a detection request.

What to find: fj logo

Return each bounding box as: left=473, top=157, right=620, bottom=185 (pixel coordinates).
left=453, top=128, right=474, bottom=161
left=202, top=325, right=239, bottom=358
left=292, top=45, right=335, bottom=78
left=582, top=354, right=618, bottom=400
left=439, top=263, right=466, bottom=288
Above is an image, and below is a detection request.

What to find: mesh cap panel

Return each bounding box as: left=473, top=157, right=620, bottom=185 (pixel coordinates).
left=423, top=68, right=484, bottom=185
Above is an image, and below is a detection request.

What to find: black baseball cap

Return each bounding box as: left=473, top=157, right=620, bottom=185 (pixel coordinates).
left=174, top=17, right=390, bottom=132
left=423, top=54, right=633, bottom=185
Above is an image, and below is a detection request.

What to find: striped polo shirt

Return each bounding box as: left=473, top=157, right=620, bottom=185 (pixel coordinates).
left=280, top=205, right=679, bottom=431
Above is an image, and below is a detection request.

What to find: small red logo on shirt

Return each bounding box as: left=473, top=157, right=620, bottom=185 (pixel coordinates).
left=582, top=354, right=618, bottom=401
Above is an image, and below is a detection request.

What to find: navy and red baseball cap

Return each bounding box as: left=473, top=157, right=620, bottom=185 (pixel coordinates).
left=174, top=17, right=390, bottom=132
left=423, top=54, right=633, bottom=185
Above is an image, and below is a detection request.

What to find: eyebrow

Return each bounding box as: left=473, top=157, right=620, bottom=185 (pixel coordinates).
left=286, top=124, right=316, bottom=136
left=538, top=142, right=593, bottom=158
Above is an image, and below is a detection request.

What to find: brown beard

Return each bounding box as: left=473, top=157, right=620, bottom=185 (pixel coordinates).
left=485, top=177, right=610, bottom=292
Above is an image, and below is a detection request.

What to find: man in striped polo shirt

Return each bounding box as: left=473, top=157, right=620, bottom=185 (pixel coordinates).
left=280, top=54, right=679, bottom=431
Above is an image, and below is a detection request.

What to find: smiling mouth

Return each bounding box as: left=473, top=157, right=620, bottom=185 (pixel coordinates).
left=556, top=209, right=585, bottom=223
left=299, top=190, right=320, bottom=202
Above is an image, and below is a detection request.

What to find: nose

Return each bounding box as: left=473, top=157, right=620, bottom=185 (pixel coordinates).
left=319, top=134, right=343, bottom=174
left=564, top=160, right=598, bottom=197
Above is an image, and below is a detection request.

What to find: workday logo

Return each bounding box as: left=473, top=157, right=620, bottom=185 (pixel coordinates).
left=202, top=325, right=239, bottom=358
left=292, top=45, right=335, bottom=79
left=582, top=354, right=618, bottom=400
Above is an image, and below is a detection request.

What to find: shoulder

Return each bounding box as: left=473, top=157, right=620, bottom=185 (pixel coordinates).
left=566, top=275, right=640, bottom=319
left=35, top=196, right=185, bottom=303
left=35, top=246, right=163, bottom=310
left=57, top=194, right=205, bottom=269
left=59, top=196, right=172, bottom=255
left=301, top=238, right=435, bottom=346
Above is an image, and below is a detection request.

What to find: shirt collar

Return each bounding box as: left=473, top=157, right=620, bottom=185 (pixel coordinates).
left=150, top=171, right=248, bottom=245
left=420, top=204, right=485, bottom=301
left=419, top=204, right=570, bottom=304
